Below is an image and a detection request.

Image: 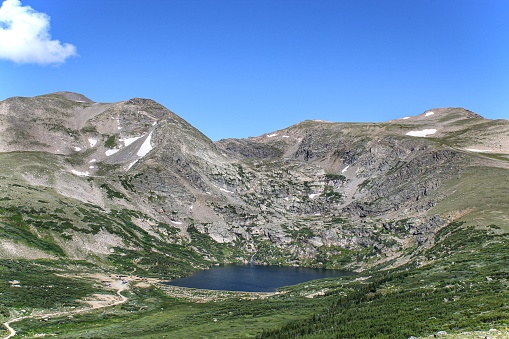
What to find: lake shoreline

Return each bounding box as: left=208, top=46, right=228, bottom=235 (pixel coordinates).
left=157, top=282, right=279, bottom=302
left=164, top=263, right=354, bottom=292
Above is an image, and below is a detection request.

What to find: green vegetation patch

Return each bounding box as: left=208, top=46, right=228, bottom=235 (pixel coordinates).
left=0, top=208, right=66, bottom=256
left=100, top=183, right=127, bottom=199
left=104, top=135, right=117, bottom=148
left=0, top=260, right=98, bottom=317
left=324, top=173, right=346, bottom=182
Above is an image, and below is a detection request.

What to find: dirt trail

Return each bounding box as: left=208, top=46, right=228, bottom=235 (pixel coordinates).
left=1, top=274, right=138, bottom=339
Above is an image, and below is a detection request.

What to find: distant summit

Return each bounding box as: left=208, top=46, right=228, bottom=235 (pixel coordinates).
left=41, top=91, right=95, bottom=103
left=388, top=107, right=484, bottom=124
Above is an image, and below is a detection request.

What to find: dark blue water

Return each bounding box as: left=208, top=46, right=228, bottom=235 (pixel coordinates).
left=165, top=264, right=353, bottom=292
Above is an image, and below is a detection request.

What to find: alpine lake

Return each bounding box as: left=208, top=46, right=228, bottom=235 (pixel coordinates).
left=165, top=263, right=354, bottom=292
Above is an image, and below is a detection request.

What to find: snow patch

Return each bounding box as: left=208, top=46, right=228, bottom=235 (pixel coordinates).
left=309, top=193, right=320, bottom=199
left=127, top=160, right=138, bottom=170
left=71, top=169, right=90, bottom=177
left=105, top=149, right=119, bottom=156
left=152, top=121, right=157, bottom=126
left=89, top=159, right=97, bottom=163
left=406, top=129, right=437, bottom=137
left=220, top=188, right=234, bottom=194
left=401, top=117, right=410, bottom=120
left=137, top=132, right=153, bottom=157
left=342, top=165, right=350, bottom=173
left=170, top=220, right=183, bottom=225
left=425, top=111, right=435, bottom=117
left=74, top=146, right=82, bottom=152
left=465, top=148, right=491, bottom=153
left=88, top=138, right=97, bottom=147
left=89, top=166, right=95, bottom=169
left=282, top=135, right=290, bottom=138
left=121, top=136, right=142, bottom=147
left=267, top=133, right=278, bottom=138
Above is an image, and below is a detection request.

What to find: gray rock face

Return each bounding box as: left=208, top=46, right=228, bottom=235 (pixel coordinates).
left=1, top=93, right=507, bottom=269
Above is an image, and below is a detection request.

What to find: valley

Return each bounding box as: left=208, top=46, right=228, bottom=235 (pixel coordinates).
left=1, top=92, right=509, bottom=338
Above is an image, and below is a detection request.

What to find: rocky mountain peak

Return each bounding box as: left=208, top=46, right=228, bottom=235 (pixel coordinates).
left=40, top=91, right=95, bottom=103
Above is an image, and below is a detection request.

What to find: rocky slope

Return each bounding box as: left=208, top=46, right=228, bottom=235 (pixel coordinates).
left=1, top=92, right=508, bottom=275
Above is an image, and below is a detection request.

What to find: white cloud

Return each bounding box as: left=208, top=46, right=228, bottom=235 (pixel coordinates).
left=0, top=0, right=77, bottom=64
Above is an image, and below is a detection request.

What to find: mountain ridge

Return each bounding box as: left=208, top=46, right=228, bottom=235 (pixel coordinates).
left=1, top=92, right=508, bottom=271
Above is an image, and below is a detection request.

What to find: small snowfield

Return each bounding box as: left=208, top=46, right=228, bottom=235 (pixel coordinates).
left=406, top=129, right=437, bottom=137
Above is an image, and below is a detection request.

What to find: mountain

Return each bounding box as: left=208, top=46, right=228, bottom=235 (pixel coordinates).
left=1, top=92, right=509, bottom=271
left=2, top=92, right=509, bottom=337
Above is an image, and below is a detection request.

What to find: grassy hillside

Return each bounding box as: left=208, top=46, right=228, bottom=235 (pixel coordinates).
left=430, top=165, right=509, bottom=230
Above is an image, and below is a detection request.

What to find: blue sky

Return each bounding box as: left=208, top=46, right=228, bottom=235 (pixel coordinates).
left=1, top=0, right=508, bottom=140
